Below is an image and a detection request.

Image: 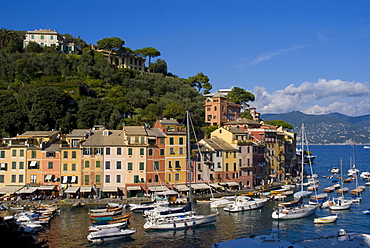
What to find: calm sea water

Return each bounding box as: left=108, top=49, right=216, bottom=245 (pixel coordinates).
left=19, top=145, right=370, bottom=247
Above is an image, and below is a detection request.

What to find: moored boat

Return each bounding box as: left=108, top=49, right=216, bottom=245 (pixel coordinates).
left=314, top=214, right=338, bottom=224
left=87, top=228, right=136, bottom=242
left=223, top=196, right=268, bottom=212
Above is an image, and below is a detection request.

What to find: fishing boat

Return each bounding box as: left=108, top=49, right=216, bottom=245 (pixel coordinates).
left=89, top=205, right=123, bottom=213
left=314, top=214, right=338, bottom=224
left=223, top=196, right=268, bottom=212
left=87, top=228, right=136, bottom=242
left=89, top=209, right=122, bottom=218
left=143, top=111, right=217, bottom=231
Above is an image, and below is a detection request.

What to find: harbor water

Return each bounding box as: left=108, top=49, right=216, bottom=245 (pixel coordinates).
left=8, top=145, right=370, bottom=247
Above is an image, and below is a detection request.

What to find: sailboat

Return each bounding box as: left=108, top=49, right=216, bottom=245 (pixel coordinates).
left=143, top=111, right=217, bottom=230
left=349, top=143, right=362, bottom=203
left=293, top=124, right=312, bottom=199
left=329, top=159, right=352, bottom=210
left=272, top=123, right=318, bottom=220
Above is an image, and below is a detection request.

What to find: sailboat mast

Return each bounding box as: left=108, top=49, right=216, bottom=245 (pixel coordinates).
left=186, top=110, right=192, bottom=203
left=301, top=123, right=304, bottom=193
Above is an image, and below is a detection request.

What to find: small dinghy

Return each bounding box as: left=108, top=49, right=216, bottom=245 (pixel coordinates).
left=314, top=214, right=338, bottom=224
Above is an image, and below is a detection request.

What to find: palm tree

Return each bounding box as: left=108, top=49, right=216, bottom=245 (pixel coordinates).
left=0, top=28, right=17, bottom=49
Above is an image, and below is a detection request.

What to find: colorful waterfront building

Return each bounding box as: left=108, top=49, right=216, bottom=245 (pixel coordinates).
left=153, top=119, right=187, bottom=190
left=204, top=94, right=241, bottom=126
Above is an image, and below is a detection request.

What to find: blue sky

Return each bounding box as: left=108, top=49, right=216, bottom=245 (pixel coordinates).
left=2, top=0, right=370, bottom=116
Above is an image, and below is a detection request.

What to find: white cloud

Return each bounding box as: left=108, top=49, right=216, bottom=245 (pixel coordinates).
left=251, top=79, right=370, bottom=116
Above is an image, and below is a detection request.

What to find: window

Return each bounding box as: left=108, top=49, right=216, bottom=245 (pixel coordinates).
left=134, top=175, right=139, bottom=183
left=0, top=151, right=4, bottom=158
left=94, top=148, right=102, bottom=155
left=72, top=164, right=76, bottom=171
left=128, top=148, right=132, bottom=155
left=175, top=161, right=181, bottom=169
left=154, top=161, right=159, bottom=170
left=12, top=150, right=16, bottom=157
left=30, top=175, right=37, bottom=183
left=12, top=162, right=16, bottom=169
left=40, top=35, right=44, bottom=39
left=116, top=161, right=122, bottom=170
left=140, top=148, right=144, bottom=156
left=226, top=163, right=229, bottom=172
left=233, top=163, right=237, bottom=171
left=96, top=174, right=100, bottom=183
left=0, top=175, right=3, bottom=183
left=168, top=161, right=172, bottom=168
left=0, top=163, right=7, bottom=171
left=160, top=138, right=165, bottom=144
left=19, top=162, right=24, bottom=169
left=83, top=148, right=91, bottom=155
left=31, top=34, right=34, bottom=39
left=127, top=162, right=133, bottom=170
left=175, top=173, right=180, bottom=181
left=170, top=147, right=175, bottom=155
left=105, top=161, right=111, bottom=169
left=170, top=137, right=174, bottom=145
left=198, top=174, right=202, bottom=180
left=50, top=35, right=53, bottom=40
left=11, top=175, right=16, bottom=183
left=148, top=149, right=153, bottom=156
left=116, top=175, right=121, bottom=183
left=168, top=173, right=172, bottom=182
left=160, top=149, right=165, bottom=156
left=46, top=151, right=55, bottom=158
left=19, top=175, right=23, bottom=183
left=96, top=161, right=101, bottom=168
left=105, top=175, right=110, bottom=183
left=179, top=137, right=184, bottom=145
left=154, top=175, right=159, bottom=182
left=48, top=162, right=53, bottom=169
left=105, top=148, right=110, bottom=155
left=28, top=161, right=39, bottom=169
left=72, top=151, right=76, bottom=159
left=179, top=147, right=184, bottom=155
left=63, top=164, right=67, bottom=171
left=117, top=148, right=122, bottom=155
left=139, top=162, right=144, bottom=170
left=85, top=161, right=90, bottom=168
left=32, top=151, right=37, bottom=158
left=85, top=175, right=89, bottom=184
left=20, top=149, right=24, bottom=157
left=63, top=151, right=68, bottom=159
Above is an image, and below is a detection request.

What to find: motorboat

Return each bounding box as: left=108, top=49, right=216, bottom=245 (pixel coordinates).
left=212, top=229, right=305, bottom=248
left=324, top=186, right=335, bottom=192
left=223, top=196, right=268, bottom=212
left=143, top=202, right=193, bottom=218
left=348, top=167, right=359, bottom=177
left=329, top=197, right=352, bottom=210
left=360, top=172, right=370, bottom=180
left=336, top=187, right=349, bottom=194
left=143, top=212, right=218, bottom=230
left=314, top=214, right=338, bottom=224
left=331, top=167, right=340, bottom=174
left=210, top=198, right=233, bottom=208
left=87, top=228, right=136, bottom=242
left=271, top=204, right=318, bottom=220
left=89, top=209, right=122, bottom=218
left=88, top=221, right=128, bottom=232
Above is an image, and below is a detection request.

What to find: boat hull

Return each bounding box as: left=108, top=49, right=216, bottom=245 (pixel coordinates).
left=143, top=214, right=217, bottom=230
left=272, top=205, right=317, bottom=220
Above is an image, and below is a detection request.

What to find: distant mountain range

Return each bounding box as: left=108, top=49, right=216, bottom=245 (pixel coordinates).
left=261, top=111, right=370, bottom=144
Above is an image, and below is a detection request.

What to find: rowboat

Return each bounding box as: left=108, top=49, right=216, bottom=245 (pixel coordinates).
left=314, top=214, right=338, bottom=224
left=363, top=208, right=370, bottom=215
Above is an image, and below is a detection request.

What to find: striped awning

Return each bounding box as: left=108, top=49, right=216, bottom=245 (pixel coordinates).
left=38, top=185, right=57, bottom=191
left=175, top=185, right=189, bottom=191
left=0, top=186, right=23, bottom=194
left=126, top=186, right=142, bottom=191
left=191, top=183, right=210, bottom=190
left=17, top=187, right=38, bottom=194
left=64, top=186, right=80, bottom=193
left=147, top=185, right=169, bottom=192
left=102, top=186, right=118, bottom=192
left=226, top=182, right=239, bottom=187
left=209, top=183, right=222, bottom=188
left=80, top=186, right=92, bottom=193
